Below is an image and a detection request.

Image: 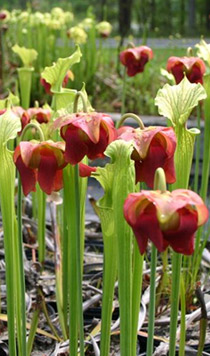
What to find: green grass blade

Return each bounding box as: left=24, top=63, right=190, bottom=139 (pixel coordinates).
left=37, top=185, right=46, bottom=266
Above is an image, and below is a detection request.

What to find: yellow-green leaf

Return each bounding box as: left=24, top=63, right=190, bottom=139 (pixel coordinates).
left=12, top=44, right=38, bottom=67
left=155, top=76, right=207, bottom=126
left=41, top=45, right=82, bottom=92
left=160, top=68, right=176, bottom=85
left=0, top=110, right=21, bottom=148
left=80, top=83, right=95, bottom=112
left=195, top=38, right=210, bottom=67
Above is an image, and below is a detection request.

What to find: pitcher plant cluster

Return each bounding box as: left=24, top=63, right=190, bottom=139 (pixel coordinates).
left=1, top=33, right=210, bottom=356
left=0, top=7, right=113, bottom=105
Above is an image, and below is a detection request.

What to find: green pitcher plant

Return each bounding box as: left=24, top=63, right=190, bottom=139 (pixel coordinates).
left=12, top=44, right=38, bottom=109
left=0, top=109, right=26, bottom=356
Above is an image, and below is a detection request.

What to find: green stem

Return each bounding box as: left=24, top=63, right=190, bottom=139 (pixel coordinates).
left=116, top=113, right=145, bottom=130
left=193, top=89, right=210, bottom=283
left=116, top=215, right=132, bottom=356
left=169, top=253, right=182, bottom=356
left=16, top=175, right=27, bottom=356
left=1, top=217, right=16, bottom=356
left=62, top=211, right=69, bottom=331
left=131, top=241, right=144, bottom=356
left=112, top=144, right=135, bottom=356
left=193, top=104, right=201, bottom=192
left=179, top=274, right=186, bottom=356
left=146, top=244, right=157, bottom=356
left=74, top=164, right=85, bottom=356
left=50, top=201, right=68, bottom=339
left=200, top=75, right=210, bottom=201
left=79, top=156, right=88, bottom=272
left=21, top=123, right=45, bottom=142
left=121, top=67, right=127, bottom=115
left=17, top=67, right=34, bottom=109
left=113, top=161, right=134, bottom=356
left=55, top=257, right=68, bottom=339
left=0, top=158, right=17, bottom=356
left=182, top=254, right=191, bottom=304
left=37, top=185, right=46, bottom=266
left=63, top=165, right=84, bottom=356
left=100, top=207, right=117, bottom=356
left=73, top=91, right=88, bottom=113
left=147, top=168, right=166, bottom=356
